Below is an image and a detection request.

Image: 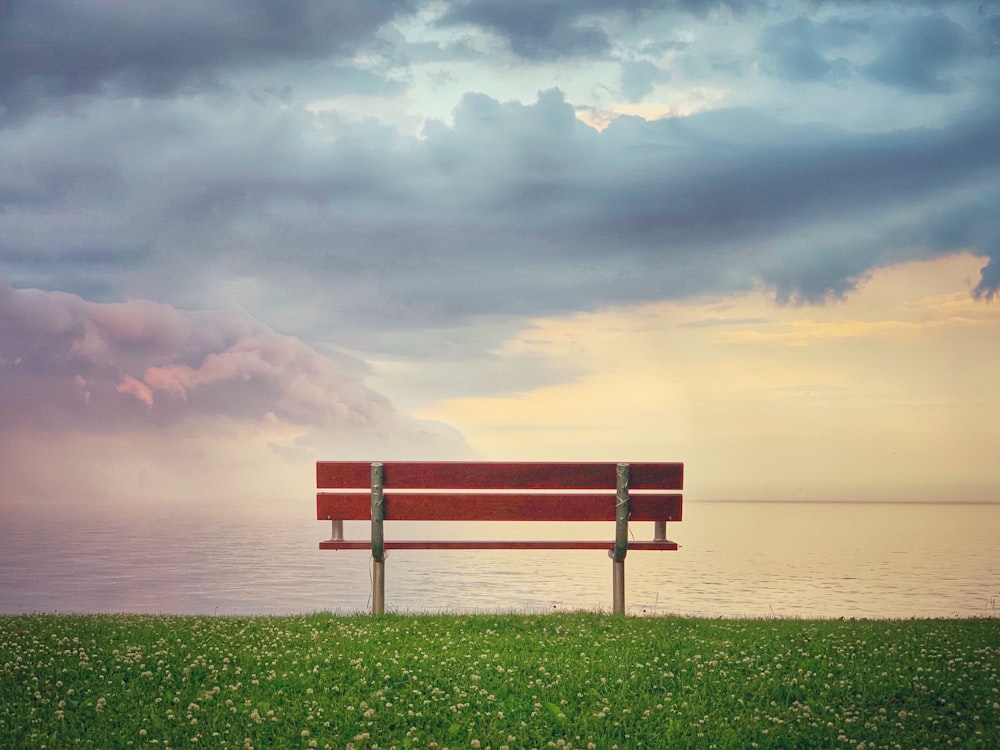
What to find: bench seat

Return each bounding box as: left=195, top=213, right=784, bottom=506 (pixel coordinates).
left=320, top=539, right=679, bottom=550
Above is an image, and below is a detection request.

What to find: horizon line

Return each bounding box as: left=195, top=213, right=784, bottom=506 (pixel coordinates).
left=693, top=499, right=1000, bottom=506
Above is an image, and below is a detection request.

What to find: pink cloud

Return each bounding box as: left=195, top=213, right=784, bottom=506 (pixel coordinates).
left=0, top=276, right=395, bottom=429
left=116, top=375, right=154, bottom=407
left=1, top=277, right=470, bottom=506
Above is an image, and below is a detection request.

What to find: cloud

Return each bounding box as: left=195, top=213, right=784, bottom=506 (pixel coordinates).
left=0, top=278, right=469, bottom=505
left=864, top=14, right=970, bottom=93
left=414, top=253, right=1000, bottom=501
left=0, top=0, right=414, bottom=125
left=620, top=59, right=671, bottom=102
left=1, top=0, right=998, bottom=512
left=434, top=0, right=764, bottom=60
left=973, top=255, right=1000, bottom=301
left=0, top=276, right=419, bottom=430
left=3, top=83, right=998, bottom=358
left=757, top=17, right=853, bottom=83
left=435, top=0, right=611, bottom=60
left=1, top=1, right=998, bottom=368
left=116, top=375, right=154, bottom=407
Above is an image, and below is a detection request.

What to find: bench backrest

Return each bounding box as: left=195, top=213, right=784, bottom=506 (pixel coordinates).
left=316, top=461, right=684, bottom=522
left=316, top=461, right=683, bottom=614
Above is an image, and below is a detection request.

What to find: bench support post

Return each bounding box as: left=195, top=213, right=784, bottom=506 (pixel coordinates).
left=613, top=463, right=630, bottom=614
left=612, top=561, right=625, bottom=614
left=371, top=462, right=385, bottom=615
left=372, top=557, right=385, bottom=615
left=653, top=520, right=666, bottom=543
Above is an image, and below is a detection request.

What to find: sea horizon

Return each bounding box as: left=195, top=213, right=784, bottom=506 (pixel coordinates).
left=2, top=499, right=998, bottom=619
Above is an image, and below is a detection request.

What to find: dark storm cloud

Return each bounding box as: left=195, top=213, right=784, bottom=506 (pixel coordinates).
left=435, top=0, right=994, bottom=90
left=419, top=93, right=1000, bottom=308
left=0, top=0, right=413, bottom=125
left=757, top=17, right=853, bottom=83
left=975, top=257, right=1000, bottom=300
left=1, top=0, right=998, bottom=361
left=759, top=9, right=998, bottom=91
left=2, top=80, right=998, bottom=354
left=570, top=104, right=999, bottom=247
left=435, top=0, right=612, bottom=59
left=435, top=0, right=760, bottom=59
left=864, top=14, right=971, bottom=93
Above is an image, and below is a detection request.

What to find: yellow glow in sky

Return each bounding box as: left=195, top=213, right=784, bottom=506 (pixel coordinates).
left=416, top=253, right=1000, bottom=502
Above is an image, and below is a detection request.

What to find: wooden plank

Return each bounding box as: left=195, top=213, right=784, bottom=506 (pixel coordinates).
left=624, top=540, right=680, bottom=550
left=317, top=492, right=369, bottom=519
left=317, top=461, right=683, bottom=491
left=317, top=492, right=682, bottom=522
left=319, top=539, right=679, bottom=551
left=629, top=462, right=684, bottom=491
left=317, top=461, right=371, bottom=489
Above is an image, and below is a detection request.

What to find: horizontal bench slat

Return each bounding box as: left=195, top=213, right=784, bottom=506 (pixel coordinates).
left=317, top=492, right=682, bottom=522
left=319, top=539, right=679, bottom=551
left=316, top=461, right=683, bottom=491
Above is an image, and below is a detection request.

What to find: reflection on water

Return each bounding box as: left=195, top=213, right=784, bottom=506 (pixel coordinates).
left=1, top=501, right=997, bottom=618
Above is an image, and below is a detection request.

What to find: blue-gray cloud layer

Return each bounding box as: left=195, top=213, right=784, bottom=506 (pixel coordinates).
left=2, top=0, right=998, bottom=361
left=0, top=0, right=414, bottom=125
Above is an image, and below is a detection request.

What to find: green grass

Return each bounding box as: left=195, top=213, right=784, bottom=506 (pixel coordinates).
left=1, top=613, right=997, bottom=749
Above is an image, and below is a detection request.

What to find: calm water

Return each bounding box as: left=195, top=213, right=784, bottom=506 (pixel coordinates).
left=1, top=501, right=998, bottom=619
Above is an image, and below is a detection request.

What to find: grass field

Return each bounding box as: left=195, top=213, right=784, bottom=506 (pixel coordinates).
left=1, top=613, right=997, bottom=749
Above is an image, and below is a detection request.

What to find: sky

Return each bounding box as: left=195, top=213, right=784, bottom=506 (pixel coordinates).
left=2, top=0, right=999, bottom=511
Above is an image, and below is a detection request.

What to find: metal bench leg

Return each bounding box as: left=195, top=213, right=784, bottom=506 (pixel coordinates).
left=372, top=558, right=385, bottom=615
left=612, top=560, right=625, bottom=614
left=371, top=462, right=386, bottom=615
left=613, top=463, right=630, bottom=615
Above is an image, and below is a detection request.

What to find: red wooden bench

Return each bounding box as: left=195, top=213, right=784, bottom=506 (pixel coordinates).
left=316, top=461, right=683, bottom=614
